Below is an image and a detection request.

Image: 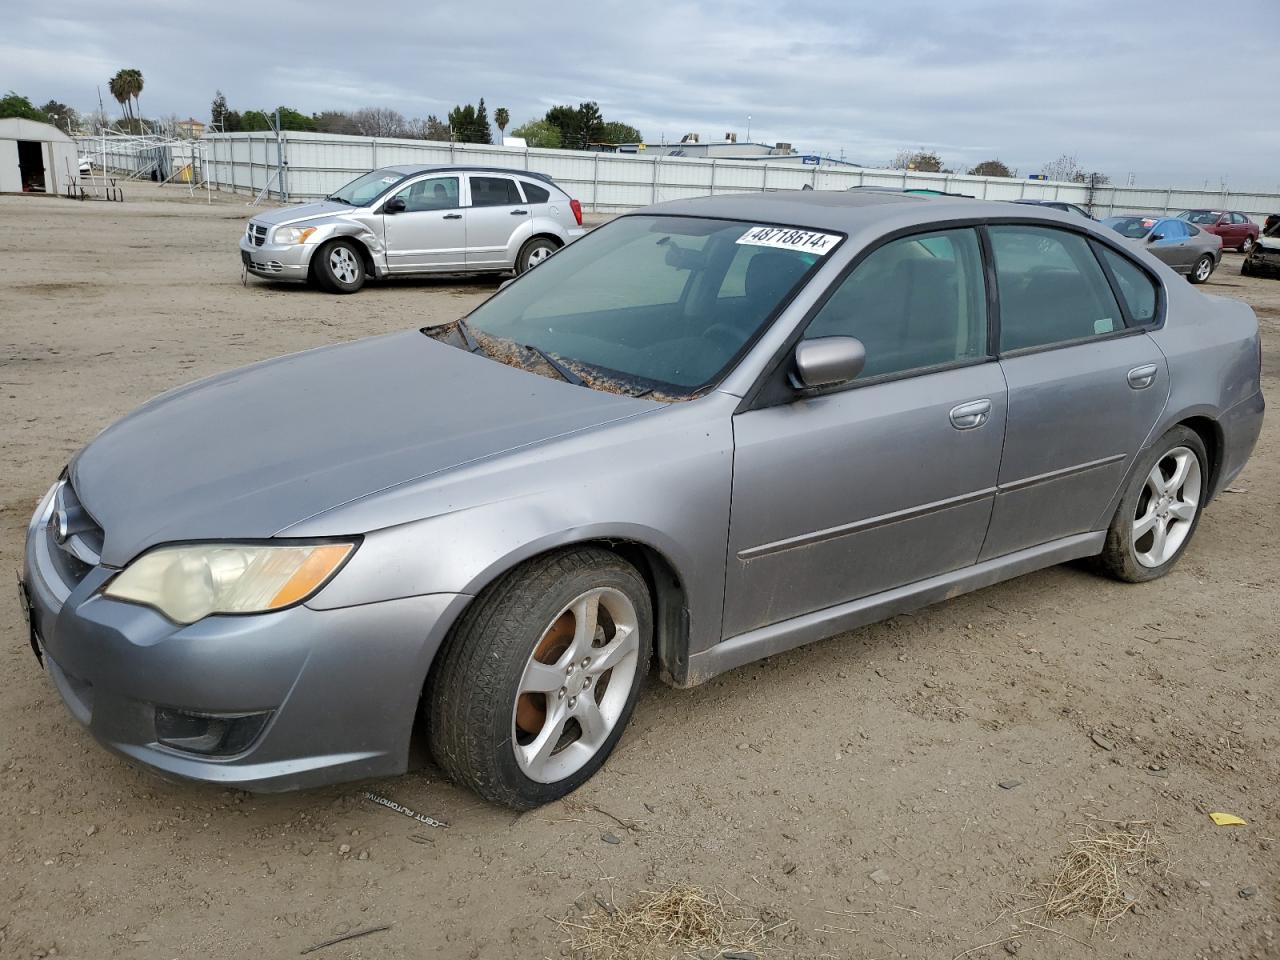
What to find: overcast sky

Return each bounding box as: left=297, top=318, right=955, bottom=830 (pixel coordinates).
left=6, top=0, right=1279, bottom=190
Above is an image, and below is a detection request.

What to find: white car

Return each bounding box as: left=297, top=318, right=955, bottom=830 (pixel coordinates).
left=240, top=165, right=587, bottom=293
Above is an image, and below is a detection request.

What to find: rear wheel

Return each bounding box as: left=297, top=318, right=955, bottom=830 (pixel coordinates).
left=427, top=547, right=651, bottom=809
left=1189, top=254, right=1214, bottom=284
left=1095, top=426, right=1207, bottom=583
left=516, top=237, right=559, bottom=274
left=1240, top=236, right=1254, bottom=254
left=314, top=239, right=366, bottom=293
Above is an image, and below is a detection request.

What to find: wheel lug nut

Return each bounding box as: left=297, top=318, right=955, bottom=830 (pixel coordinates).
left=567, top=697, right=577, bottom=708
left=558, top=687, right=566, bottom=699
left=581, top=657, right=591, bottom=668
left=582, top=677, right=592, bottom=689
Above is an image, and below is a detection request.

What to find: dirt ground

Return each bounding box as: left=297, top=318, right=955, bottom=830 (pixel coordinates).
left=1, top=183, right=1277, bottom=960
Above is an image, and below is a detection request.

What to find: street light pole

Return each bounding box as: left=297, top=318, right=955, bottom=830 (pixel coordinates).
left=746, top=114, right=752, bottom=142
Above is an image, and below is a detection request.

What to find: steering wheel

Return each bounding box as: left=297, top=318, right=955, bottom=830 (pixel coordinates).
left=702, top=323, right=748, bottom=355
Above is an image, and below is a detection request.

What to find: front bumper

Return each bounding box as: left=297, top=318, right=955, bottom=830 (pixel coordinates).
left=239, top=235, right=314, bottom=282
left=1245, top=247, right=1280, bottom=277
left=21, top=493, right=467, bottom=791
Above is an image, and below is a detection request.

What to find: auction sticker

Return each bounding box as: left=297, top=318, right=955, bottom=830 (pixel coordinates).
left=737, top=225, right=841, bottom=255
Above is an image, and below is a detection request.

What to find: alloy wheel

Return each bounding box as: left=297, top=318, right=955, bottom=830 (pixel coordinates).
left=1194, top=257, right=1213, bottom=282
left=511, top=587, right=640, bottom=783
left=527, top=245, right=553, bottom=269
left=1242, top=237, right=1254, bottom=253
left=329, top=247, right=359, bottom=284
left=1132, top=445, right=1201, bottom=568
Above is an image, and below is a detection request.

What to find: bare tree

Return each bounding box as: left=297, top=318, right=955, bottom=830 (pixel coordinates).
left=352, top=107, right=408, bottom=138
left=1041, top=154, right=1083, bottom=182
left=406, top=115, right=450, bottom=141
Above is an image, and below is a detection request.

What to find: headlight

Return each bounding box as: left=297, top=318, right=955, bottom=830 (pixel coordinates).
left=103, top=541, right=356, bottom=624
left=273, top=225, right=319, bottom=245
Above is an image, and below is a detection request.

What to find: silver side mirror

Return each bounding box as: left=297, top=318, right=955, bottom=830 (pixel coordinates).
left=791, top=337, right=866, bottom=390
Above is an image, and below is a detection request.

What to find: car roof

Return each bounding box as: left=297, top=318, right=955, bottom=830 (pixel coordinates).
left=380, top=164, right=556, bottom=183
left=636, top=189, right=1079, bottom=234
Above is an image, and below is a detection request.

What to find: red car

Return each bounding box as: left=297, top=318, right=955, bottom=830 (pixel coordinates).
left=1177, top=210, right=1260, bottom=252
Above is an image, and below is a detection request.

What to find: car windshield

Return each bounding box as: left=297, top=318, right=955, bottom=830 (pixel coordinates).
left=1103, top=216, right=1155, bottom=239
left=1178, top=210, right=1222, bottom=224
left=327, top=168, right=406, bottom=206
left=440, top=215, right=837, bottom=398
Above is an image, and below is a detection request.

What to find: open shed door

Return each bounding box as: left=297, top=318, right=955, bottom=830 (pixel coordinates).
left=0, top=140, right=20, bottom=193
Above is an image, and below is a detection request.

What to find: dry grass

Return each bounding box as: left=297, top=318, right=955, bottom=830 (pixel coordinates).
left=1034, top=819, right=1167, bottom=933
left=555, top=884, right=791, bottom=959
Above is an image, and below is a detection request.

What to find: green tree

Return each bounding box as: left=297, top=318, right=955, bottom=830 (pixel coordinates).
left=494, top=106, right=509, bottom=141
left=968, top=159, right=1012, bottom=177
left=313, top=111, right=358, bottom=135
left=223, top=110, right=243, bottom=132
left=600, top=120, right=642, bottom=145
left=210, top=90, right=229, bottom=130
left=545, top=102, right=605, bottom=149
left=240, top=109, right=272, bottom=132
left=474, top=98, right=492, bottom=144
left=891, top=148, right=944, bottom=172
left=274, top=106, right=315, bottom=131
left=108, top=71, right=134, bottom=126
left=510, top=118, right=561, bottom=149
left=0, top=92, right=51, bottom=122
left=40, top=100, right=78, bottom=134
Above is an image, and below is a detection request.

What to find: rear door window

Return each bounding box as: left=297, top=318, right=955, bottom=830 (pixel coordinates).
left=469, top=176, right=522, bottom=207
left=989, top=226, right=1124, bottom=351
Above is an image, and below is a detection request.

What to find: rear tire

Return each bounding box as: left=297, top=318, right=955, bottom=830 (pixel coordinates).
left=314, top=239, right=366, bottom=293
left=1189, top=254, right=1214, bottom=284
left=1095, top=426, right=1207, bottom=583
left=516, top=237, right=559, bottom=274
left=426, top=547, right=652, bottom=810
left=1240, top=236, right=1254, bottom=254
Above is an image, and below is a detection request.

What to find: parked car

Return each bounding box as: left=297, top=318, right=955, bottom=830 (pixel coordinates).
left=24, top=193, right=1263, bottom=808
left=239, top=165, right=586, bottom=293
left=1013, top=198, right=1094, bottom=219
left=1264, top=213, right=1279, bottom=234
left=1101, top=215, right=1222, bottom=283
left=1175, top=209, right=1260, bottom=252
left=1241, top=219, right=1280, bottom=278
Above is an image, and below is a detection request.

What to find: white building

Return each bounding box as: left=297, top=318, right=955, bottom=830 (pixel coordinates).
left=0, top=118, right=78, bottom=194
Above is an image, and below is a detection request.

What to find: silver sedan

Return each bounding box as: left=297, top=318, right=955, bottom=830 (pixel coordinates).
left=24, top=192, right=1264, bottom=808
left=1102, top=214, right=1222, bottom=283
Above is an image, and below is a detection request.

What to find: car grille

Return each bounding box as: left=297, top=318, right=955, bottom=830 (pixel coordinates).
left=250, top=223, right=268, bottom=247
left=46, top=480, right=103, bottom=589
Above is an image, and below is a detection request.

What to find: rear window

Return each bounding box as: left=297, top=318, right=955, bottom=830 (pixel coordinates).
left=521, top=181, right=551, bottom=204
left=470, top=176, right=522, bottom=207
left=1097, top=247, right=1159, bottom=326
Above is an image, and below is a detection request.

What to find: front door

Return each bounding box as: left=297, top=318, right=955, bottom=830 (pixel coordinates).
left=465, top=175, right=530, bottom=269
left=382, top=175, right=465, bottom=272
left=724, top=227, right=1005, bottom=638
left=980, top=224, right=1168, bottom=559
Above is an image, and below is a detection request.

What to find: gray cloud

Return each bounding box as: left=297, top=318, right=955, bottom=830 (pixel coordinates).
left=7, top=0, right=1278, bottom=189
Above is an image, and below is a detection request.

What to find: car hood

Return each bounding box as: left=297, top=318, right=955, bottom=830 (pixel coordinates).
left=248, top=200, right=360, bottom=228
left=71, top=331, right=656, bottom=566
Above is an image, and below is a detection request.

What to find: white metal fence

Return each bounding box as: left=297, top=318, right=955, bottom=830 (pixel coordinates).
left=80, top=130, right=1280, bottom=223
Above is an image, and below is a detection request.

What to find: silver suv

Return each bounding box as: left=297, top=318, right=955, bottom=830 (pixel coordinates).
left=240, top=165, right=587, bottom=293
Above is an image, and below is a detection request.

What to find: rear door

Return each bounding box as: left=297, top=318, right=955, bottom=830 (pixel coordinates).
left=381, top=174, right=465, bottom=272
left=1150, top=219, right=1192, bottom=272
left=725, top=227, right=1006, bottom=637
left=980, top=225, right=1168, bottom=560
left=465, top=175, right=530, bottom=268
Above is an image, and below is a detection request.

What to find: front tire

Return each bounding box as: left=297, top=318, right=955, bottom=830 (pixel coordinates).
left=314, top=239, right=366, bottom=293
left=1189, top=254, right=1214, bottom=284
left=516, top=237, right=559, bottom=274
left=427, top=547, right=652, bottom=809
left=1095, top=426, right=1207, bottom=583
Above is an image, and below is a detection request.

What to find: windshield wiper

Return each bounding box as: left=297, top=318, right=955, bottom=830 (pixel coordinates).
left=522, top=344, right=585, bottom=387
left=455, top=318, right=485, bottom=354
left=325, top=195, right=351, bottom=204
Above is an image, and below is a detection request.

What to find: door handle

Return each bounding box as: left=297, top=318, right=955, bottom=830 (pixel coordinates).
left=443, top=213, right=462, bottom=220
left=949, top=398, right=992, bottom=430
left=510, top=209, right=528, bottom=215
left=1127, top=364, right=1158, bottom=390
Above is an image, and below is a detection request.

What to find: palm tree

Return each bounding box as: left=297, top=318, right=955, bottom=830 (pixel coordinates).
left=120, top=68, right=144, bottom=131
left=109, top=70, right=133, bottom=127
left=494, top=107, right=509, bottom=145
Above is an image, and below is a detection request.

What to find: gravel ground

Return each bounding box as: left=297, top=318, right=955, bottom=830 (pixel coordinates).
left=1, top=184, right=1277, bottom=960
